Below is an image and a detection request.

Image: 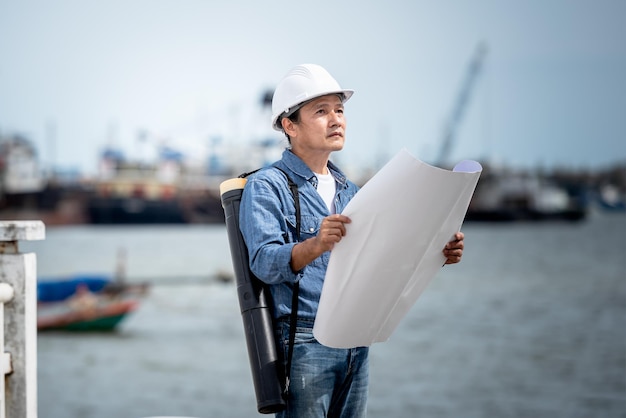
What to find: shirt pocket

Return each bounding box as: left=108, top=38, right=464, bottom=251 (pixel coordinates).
left=285, top=214, right=320, bottom=242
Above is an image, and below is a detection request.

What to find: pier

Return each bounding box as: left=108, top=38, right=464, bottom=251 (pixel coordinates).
left=0, top=221, right=44, bottom=418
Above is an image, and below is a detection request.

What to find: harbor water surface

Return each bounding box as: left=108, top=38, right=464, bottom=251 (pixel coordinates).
left=24, top=212, right=626, bottom=418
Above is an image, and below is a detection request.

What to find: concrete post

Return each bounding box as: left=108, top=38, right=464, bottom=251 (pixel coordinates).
left=0, top=221, right=45, bottom=418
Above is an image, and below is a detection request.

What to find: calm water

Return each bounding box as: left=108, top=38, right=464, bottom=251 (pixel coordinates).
left=23, top=212, right=626, bottom=418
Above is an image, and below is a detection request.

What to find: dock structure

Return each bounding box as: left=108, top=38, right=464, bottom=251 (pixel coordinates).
left=0, top=220, right=44, bottom=418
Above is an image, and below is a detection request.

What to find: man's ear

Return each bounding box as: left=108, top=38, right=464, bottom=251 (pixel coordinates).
left=281, top=117, right=296, bottom=137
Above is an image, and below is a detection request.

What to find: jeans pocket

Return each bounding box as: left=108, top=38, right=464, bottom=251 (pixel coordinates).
left=293, top=329, right=315, bottom=344
left=281, top=325, right=315, bottom=346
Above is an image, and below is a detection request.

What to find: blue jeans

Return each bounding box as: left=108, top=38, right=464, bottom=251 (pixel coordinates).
left=275, top=319, right=369, bottom=418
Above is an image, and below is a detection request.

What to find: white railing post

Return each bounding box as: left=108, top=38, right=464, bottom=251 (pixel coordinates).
left=0, top=221, right=45, bottom=418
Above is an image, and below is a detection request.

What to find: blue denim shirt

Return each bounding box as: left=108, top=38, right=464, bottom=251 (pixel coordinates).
left=239, top=149, right=360, bottom=321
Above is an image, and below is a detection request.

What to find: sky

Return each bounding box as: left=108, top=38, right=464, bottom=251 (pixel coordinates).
left=1, top=0, right=625, bottom=176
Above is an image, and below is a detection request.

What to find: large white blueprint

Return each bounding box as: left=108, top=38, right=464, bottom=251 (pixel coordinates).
left=313, top=149, right=482, bottom=348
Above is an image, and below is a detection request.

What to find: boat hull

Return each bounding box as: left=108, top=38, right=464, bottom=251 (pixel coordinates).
left=37, top=300, right=139, bottom=332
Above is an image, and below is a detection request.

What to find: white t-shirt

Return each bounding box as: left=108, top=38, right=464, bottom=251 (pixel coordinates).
left=316, top=171, right=337, bottom=214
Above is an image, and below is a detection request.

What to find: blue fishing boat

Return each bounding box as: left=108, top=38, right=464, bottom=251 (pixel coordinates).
left=37, top=275, right=147, bottom=331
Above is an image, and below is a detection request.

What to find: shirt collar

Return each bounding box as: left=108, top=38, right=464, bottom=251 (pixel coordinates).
left=280, top=149, right=348, bottom=187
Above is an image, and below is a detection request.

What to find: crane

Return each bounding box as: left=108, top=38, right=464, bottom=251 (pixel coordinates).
left=435, top=42, right=488, bottom=167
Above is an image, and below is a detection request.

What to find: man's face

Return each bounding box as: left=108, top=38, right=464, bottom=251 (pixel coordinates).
left=288, top=94, right=346, bottom=155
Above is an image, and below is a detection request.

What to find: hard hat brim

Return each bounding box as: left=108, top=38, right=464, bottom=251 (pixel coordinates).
left=272, top=89, right=354, bottom=131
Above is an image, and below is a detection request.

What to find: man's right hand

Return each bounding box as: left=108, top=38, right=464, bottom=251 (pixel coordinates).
left=290, top=214, right=351, bottom=272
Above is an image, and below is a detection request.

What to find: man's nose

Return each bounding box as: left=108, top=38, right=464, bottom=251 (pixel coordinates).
left=329, top=111, right=342, bottom=126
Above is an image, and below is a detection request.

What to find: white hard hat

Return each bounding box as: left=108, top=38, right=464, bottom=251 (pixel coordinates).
left=271, top=64, right=354, bottom=131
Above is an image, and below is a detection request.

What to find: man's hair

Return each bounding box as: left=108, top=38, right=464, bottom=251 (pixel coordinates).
left=280, top=109, right=301, bottom=143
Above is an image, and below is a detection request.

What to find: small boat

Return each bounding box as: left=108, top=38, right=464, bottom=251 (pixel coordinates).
left=596, top=184, right=626, bottom=212
left=37, top=275, right=147, bottom=332
left=37, top=297, right=139, bottom=332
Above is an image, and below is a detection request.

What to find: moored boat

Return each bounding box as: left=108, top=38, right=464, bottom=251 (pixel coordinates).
left=465, top=170, right=588, bottom=222
left=37, top=298, right=139, bottom=331
left=37, top=275, right=147, bottom=332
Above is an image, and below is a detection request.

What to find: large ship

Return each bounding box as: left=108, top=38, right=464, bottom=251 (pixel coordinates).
left=86, top=146, right=225, bottom=224
left=465, top=165, right=588, bottom=222
left=0, top=134, right=47, bottom=206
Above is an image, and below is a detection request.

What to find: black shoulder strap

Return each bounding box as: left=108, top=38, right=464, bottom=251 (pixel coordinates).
left=238, top=168, right=261, bottom=178
left=273, top=167, right=301, bottom=238
left=272, top=166, right=300, bottom=397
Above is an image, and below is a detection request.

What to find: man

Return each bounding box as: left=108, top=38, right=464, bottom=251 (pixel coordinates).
left=239, top=64, right=464, bottom=417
